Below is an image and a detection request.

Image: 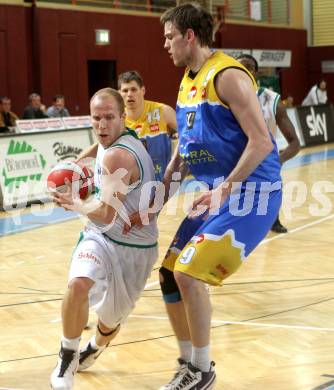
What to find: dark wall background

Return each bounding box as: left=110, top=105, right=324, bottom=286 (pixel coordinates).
left=1, top=3, right=333, bottom=116
left=0, top=4, right=183, bottom=116
left=216, top=24, right=308, bottom=104
left=0, top=5, right=32, bottom=114
left=34, top=7, right=184, bottom=115
left=307, top=46, right=334, bottom=104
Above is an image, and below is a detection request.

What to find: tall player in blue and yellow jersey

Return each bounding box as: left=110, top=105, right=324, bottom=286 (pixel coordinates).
left=118, top=71, right=177, bottom=182
left=157, top=3, right=282, bottom=389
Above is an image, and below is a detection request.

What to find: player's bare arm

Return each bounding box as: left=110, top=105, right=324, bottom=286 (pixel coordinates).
left=275, top=101, right=300, bottom=163
left=163, top=141, right=188, bottom=203
left=217, top=68, right=274, bottom=185
left=75, top=142, right=98, bottom=163
left=163, top=104, right=178, bottom=137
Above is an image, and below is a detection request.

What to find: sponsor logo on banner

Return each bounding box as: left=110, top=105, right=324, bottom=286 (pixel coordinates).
left=251, top=49, right=291, bottom=68
left=296, top=104, right=334, bottom=146
left=77, top=116, right=92, bottom=127
left=222, top=49, right=252, bottom=58
left=306, top=107, right=328, bottom=141
left=62, top=116, right=91, bottom=129
left=16, top=120, right=34, bottom=132
left=47, top=118, right=63, bottom=130
left=2, top=140, right=47, bottom=193
left=16, top=116, right=92, bottom=133
left=53, top=142, right=83, bottom=161
left=261, top=51, right=285, bottom=62
left=31, top=120, right=49, bottom=130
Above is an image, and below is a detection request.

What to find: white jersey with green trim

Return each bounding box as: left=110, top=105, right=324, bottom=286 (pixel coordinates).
left=257, top=87, right=280, bottom=137
left=92, top=131, right=158, bottom=247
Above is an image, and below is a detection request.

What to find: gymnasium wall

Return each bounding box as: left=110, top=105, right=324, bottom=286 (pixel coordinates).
left=0, top=4, right=32, bottom=115
left=216, top=23, right=308, bottom=104
left=1, top=4, right=312, bottom=115
left=31, top=6, right=184, bottom=116
left=0, top=4, right=184, bottom=115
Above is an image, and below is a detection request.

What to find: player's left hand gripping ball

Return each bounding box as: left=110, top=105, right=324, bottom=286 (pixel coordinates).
left=47, top=161, right=94, bottom=200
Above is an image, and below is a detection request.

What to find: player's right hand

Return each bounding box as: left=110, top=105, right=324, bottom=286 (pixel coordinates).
left=123, top=212, right=143, bottom=234
left=123, top=210, right=156, bottom=234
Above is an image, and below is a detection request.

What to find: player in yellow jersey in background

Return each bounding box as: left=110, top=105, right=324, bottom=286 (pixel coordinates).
left=118, top=70, right=177, bottom=181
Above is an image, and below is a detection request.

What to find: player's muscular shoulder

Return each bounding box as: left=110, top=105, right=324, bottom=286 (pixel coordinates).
left=104, top=148, right=139, bottom=184
left=104, top=148, right=135, bottom=170
left=215, top=68, right=254, bottom=106
left=163, top=104, right=177, bottom=130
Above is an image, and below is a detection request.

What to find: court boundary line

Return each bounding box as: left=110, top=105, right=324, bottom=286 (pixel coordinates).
left=2, top=295, right=334, bottom=364
left=129, top=314, right=334, bottom=332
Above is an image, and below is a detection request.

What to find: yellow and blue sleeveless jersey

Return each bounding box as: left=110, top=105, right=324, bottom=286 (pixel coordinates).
left=160, top=52, right=283, bottom=291
left=177, top=50, right=281, bottom=189
left=125, top=100, right=172, bottom=182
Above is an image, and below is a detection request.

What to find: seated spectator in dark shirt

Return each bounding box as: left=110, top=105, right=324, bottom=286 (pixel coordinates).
left=0, top=96, right=18, bottom=131
left=22, top=93, right=48, bottom=119
left=47, top=94, right=70, bottom=118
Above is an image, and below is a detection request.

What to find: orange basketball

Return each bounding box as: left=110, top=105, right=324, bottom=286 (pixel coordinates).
left=47, top=161, right=94, bottom=200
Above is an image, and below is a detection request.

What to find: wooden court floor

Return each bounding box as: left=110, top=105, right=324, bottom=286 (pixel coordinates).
left=1, top=144, right=334, bottom=390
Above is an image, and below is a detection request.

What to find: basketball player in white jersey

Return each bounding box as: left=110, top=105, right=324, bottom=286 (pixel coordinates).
left=237, top=54, right=300, bottom=233
left=50, top=88, right=158, bottom=390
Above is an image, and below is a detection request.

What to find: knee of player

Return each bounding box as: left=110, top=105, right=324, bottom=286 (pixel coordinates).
left=68, top=277, right=93, bottom=300
left=159, top=267, right=182, bottom=304
left=175, top=272, right=208, bottom=297
left=174, top=271, right=194, bottom=290
left=97, top=320, right=120, bottom=337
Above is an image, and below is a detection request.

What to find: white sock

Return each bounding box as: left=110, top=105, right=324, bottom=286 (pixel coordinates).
left=191, top=345, right=210, bottom=372
left=90, top=335, right=99, bottom=350
left=61, top=336, right=80, bottom=351
left=178, top=340, right=192, bottom=362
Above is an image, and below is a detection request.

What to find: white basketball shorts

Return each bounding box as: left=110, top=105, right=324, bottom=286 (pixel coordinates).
left=69, top=229, right=158, bottom=329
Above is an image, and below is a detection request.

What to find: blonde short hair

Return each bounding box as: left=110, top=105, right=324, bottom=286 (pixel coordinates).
left=90, top=88, right=125, bottom=115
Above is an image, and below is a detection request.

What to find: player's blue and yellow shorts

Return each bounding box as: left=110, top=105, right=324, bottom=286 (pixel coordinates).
left=162, top=187, right=282, bottom=286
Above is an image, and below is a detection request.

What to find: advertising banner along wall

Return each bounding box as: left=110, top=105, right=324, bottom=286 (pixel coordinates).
left=0, top=129, right=92, bottom=209
left=297, top=104, right=334, bottom=146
